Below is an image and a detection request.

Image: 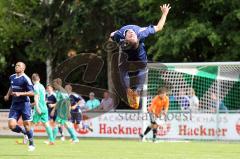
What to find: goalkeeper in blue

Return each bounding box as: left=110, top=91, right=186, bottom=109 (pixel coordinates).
left=51, top=78, right=79, bottom=143
left=109, top=4, right=171, bottom=109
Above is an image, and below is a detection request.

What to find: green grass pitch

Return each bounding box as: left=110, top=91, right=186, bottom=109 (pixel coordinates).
left=0, top=137, right=239, bottom=159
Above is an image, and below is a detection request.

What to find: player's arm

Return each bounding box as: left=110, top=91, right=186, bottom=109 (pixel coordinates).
left=148, top=96, right=158, bottom=114
left=4, top=87, right=12, bottom=101
left=50, top=107, right=56, bottom=117
left=31, top=102, right=36, bottom=108
left=34, top=93, right=42, bottom=114
left=109, top=31, right=117, bottom=41
left=12, top=91, right=34, bottom=97
left=68, top=102, right=71, bottom=119
left=69, top=103, right=72, bottom=113
left=48, top=103, right=56, bottom=108
left=154, top=4, right=171, bottom=32
left=12, top=77, right=34, bottom=97
left=71, top=104, right=78, bottom=110
left=109, top=30, right=123, bottom=43
left=72, top=96, right=82, bottom=109
left=79, top=99, right=85, bottom=108
left=162, top=97, right=170, bottom=117
left=50, top=101, right=58, bottom=117
left=33, top=85, right=41, bottom=114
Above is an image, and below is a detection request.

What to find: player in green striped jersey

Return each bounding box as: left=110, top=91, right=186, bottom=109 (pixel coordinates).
left=51, top=78, right=79, bottom=143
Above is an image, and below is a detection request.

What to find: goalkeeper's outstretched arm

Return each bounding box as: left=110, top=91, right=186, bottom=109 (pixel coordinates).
left=154, top=4, right=171, bottom=32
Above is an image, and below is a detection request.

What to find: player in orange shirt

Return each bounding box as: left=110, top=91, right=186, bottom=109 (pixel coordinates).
left=140, top=87, right=169, bottom=142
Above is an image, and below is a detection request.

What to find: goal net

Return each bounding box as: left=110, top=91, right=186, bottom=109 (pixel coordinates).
left=145, top=62, right=240, bottom=113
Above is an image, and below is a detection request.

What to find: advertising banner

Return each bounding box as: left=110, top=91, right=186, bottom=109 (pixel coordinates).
left=0, top=111, right=239, bottom=141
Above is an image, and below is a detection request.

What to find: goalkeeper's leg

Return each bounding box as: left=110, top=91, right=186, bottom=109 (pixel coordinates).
left=152, top=126, right=158, bottom=143
left=140, top=113, right=157, bottom=141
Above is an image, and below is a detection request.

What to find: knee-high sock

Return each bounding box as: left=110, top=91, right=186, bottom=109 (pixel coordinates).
left=53, top=127, right=59, bottom=141
left=153, top=128, right=157, bottom=140
left=45, top=125, right=54, bottom=142
left=143, top=126, right=152, bottom=135
left=26, top=129, right=34, bottom=146
left=66, top=127, right=77, bottom=140
left=11, top=125, right=26, bottom=134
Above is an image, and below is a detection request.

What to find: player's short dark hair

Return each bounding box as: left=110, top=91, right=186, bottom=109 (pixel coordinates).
left=157, top=87, right=168, bottom=95
left=46, top=84, right=53, bottom=88
left=104, top=90, right=109, bottom=94
left=32, top=73, right=40, bottom=81
left=65, top=84, right=72, bottom=91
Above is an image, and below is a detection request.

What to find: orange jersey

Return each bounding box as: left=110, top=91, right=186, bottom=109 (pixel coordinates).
left=148, top=95, right=169, bottom=116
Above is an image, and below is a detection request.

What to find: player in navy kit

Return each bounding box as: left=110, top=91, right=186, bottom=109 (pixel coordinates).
left=46, top=85, right=57, bottom=122
left=46, top=85, right=65, bottom=141
left=110, top=4, right=171, bottom=108
left=65, top=84, right=93, bottom=132
left=4, top=62, right=35, bottom=151
left=65, top=85, right=83, bottom=130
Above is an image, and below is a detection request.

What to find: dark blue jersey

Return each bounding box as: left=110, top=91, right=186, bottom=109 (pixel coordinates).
left=69, top=93, right=82, bottom=113
left=46, top=93, right=57, bottom=111
left=46, top=93, right=57, bottom=105
left=9, top=73, right=34, bottom=103
left=112, top=25, right=156, bottom=62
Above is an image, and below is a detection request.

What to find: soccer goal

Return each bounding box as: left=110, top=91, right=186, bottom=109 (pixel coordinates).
left=141, top=62, right=240, bottom=141
left=143, top=62, right=240, bottom=113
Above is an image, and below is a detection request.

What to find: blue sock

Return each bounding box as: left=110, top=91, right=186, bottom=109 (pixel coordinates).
left=12, top=125, right=26, bottom=134
left=26, top=129, right=34, bottom=146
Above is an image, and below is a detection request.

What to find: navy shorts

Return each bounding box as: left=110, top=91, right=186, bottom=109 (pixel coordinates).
left=48, top=109, right=57, bottom=121
left=49, top=113, right=57, bottom=121
left=71, top=112, right=82, bottom=124
left=8, top=102, right=32, bottom=121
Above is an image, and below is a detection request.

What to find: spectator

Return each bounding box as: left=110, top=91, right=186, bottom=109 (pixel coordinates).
left=99, top=91, right=114, bottom=111
left=176, top=89, right=190, bottom=111
left=189, top=88, right=199, bottom=112
left=86, top=92, right=100, bottom=110
left=210, top=93, right=228, bottom=113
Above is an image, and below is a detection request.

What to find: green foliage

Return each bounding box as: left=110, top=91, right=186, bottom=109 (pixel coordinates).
left=1, top=0, right=239, bottom=67
left=0, top=0, right=239, bottom=109
left=0, top=0, right=143, bottom=69
left=139, top=0, right=240, bottom=62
